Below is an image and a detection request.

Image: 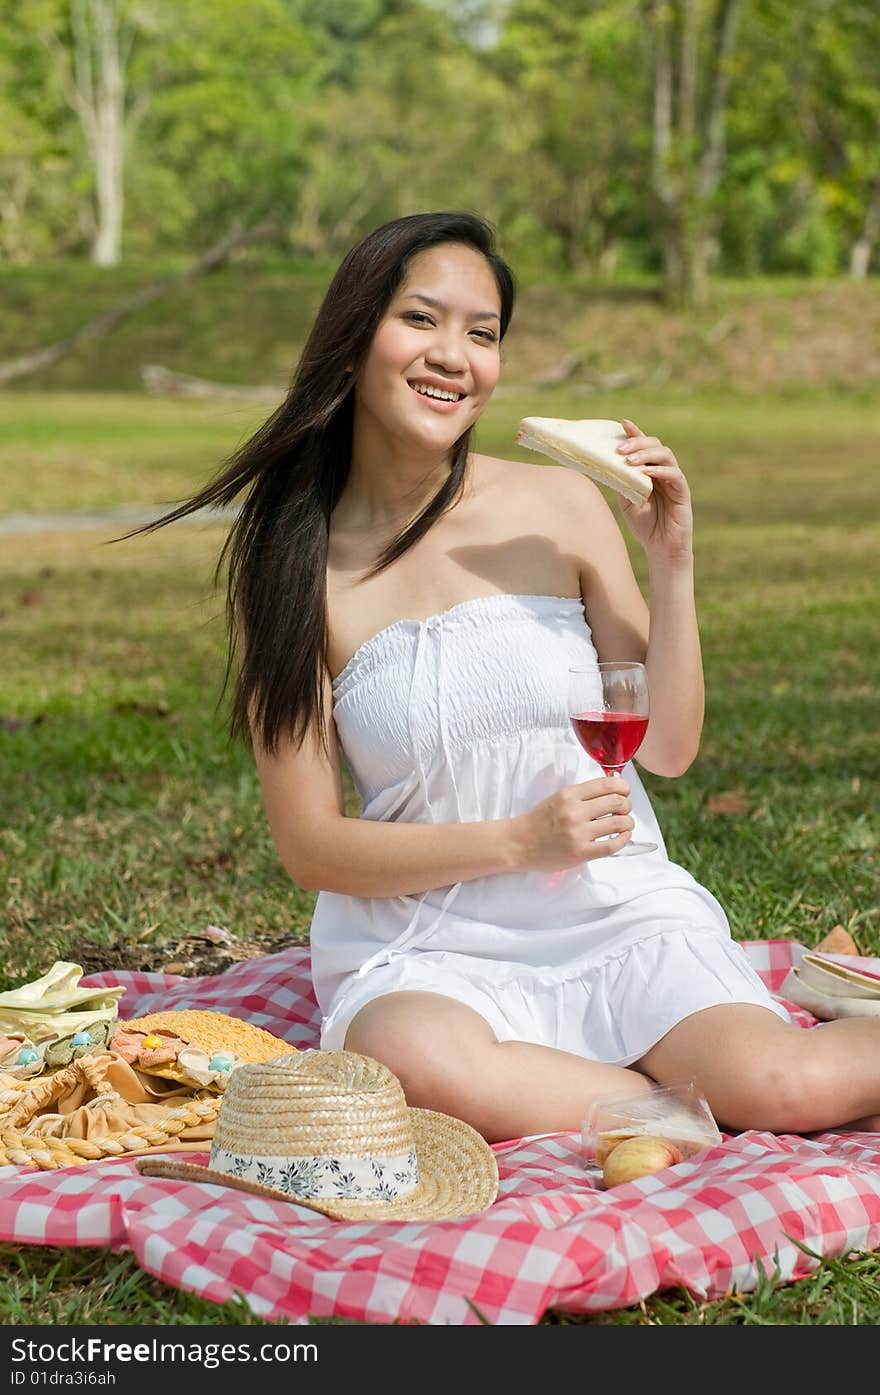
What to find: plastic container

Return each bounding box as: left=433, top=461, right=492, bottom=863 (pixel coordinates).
left=582, top=1080, right=722, bottom=1167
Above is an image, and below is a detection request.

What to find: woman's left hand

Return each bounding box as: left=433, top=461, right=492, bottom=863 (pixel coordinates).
left=616, top=418, right=693, bottom=564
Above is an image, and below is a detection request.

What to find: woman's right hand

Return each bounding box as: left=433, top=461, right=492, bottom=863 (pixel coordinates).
left=514, top=775, right=634, bottom=869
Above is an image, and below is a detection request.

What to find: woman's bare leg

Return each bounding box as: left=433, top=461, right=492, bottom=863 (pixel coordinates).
left=344, top=990, right=654, bottom=1143
left=635, top=1004, right=880, bottom=1133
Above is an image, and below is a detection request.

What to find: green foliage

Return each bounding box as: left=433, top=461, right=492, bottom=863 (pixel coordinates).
left=720, top=0, right=880, bottom=276
left=491, top=0, right=648, bottom=276
left=0, top=0, right=81, bottom=260
left=2, top=0, right=878, bottom=280
left=131, top=0, right=318, bottom=246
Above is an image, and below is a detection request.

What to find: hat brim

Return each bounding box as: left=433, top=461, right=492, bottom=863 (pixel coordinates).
left=137, top=1107, right=498, bottom=1221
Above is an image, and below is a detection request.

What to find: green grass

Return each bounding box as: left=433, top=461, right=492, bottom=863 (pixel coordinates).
left=1, top=385, right=879, bottom=1323
left=0, top=259, right=332, bottom=393
left=2, top=259, right=879, bottom=395
left=549, top=1244, right=880, bottom=1324
left=0, top=1245, right=285, bottom=1326
left=2, top=384, right=879, bottom=518
left=0, top=523, right=317, bottom=966
left=0, top=393, right=266, bottom=514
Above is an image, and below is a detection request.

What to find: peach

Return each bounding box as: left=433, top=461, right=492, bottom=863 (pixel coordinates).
left=602, top=1134, right=684, bottom=1187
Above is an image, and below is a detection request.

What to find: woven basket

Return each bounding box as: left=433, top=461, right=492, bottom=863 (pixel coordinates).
left=0, top=1098, right=220, bottom=1170
left=0, top=1053, right=222, bottom=1172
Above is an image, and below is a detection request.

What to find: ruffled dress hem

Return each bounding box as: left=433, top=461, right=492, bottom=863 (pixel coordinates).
left=319, top=925, right=789, bottom=1066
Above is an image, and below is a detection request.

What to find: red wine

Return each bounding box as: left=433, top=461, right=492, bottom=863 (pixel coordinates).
left=571, top=711, right=648, bottom=772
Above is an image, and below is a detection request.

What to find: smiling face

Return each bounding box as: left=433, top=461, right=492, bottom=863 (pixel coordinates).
left=353, top=242, right=503, bottom=462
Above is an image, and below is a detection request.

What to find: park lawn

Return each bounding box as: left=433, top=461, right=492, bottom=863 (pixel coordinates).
left=1, top=384, right=879, bottom=519
left=0, top=388, right=878, bottom=1323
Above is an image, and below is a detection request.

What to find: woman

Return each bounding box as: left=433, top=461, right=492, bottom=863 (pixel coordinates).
left=136, top=211, right=880, bottom=1143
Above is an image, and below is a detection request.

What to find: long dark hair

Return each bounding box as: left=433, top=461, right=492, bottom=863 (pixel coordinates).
left=121, top=212, right=515, bottom=758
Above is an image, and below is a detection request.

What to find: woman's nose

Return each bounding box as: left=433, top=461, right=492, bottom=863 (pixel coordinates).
left=424, top=331, right=468, bottom=373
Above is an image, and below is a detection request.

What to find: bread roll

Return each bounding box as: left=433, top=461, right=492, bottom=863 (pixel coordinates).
left=515, top=417, right=653, bottom=505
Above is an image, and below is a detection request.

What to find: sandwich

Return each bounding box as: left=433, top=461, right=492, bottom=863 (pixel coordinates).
left=515, top=417, right=653, bottom=505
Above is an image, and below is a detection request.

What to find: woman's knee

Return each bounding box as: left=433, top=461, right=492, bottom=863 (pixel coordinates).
left=343, top=991, right=497, bottom=1111
left=641, top=1006, right=839, bottom=1133
left=710, top=1041, right=836, bottom=1133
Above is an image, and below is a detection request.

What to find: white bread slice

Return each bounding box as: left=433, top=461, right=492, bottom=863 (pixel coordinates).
left=515, top=417, right=653, bottom=505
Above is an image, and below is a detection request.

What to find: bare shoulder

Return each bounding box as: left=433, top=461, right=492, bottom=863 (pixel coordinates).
left=479, top=451, right=643, bottom=618
left=470, top=451, right=542, bottom=494
left=475, top=451, right=610, bottom=532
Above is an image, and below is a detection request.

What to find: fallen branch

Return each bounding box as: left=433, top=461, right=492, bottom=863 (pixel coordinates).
left=0, top=223, right=282, bottom=387
left=703, top=313, right=737, bottom=345
left=533, top=351, right=584, bottom=388
left=571, top=368, right=651, bottom=394
left=140, top=364, right=284, bottom=402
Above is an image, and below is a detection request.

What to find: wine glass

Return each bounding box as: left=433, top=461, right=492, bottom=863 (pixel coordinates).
left=568, top=661, right=658, bottom=857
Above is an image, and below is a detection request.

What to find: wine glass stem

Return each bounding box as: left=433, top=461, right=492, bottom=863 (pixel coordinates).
left=601, top=767, right=623, bottom=837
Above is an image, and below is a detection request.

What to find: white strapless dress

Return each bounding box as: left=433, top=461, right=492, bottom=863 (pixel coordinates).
left=310, top=594, right=787, bottom=1063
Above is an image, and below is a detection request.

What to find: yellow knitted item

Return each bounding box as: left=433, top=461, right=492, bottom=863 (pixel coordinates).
left=119, top=1009, right=294, bottom=1082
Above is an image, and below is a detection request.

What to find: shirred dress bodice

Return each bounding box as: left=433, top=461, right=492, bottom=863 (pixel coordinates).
left=331, top=594, right=595, bottom=822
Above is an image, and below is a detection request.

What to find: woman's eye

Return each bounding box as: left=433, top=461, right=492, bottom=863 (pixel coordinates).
left=402, top=312, right=496, bottom=342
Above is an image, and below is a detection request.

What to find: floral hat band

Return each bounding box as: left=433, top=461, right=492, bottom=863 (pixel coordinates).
left=138, top=1050, right=498, bottom=1222
left=208, top=1139, right=420, bottom=1203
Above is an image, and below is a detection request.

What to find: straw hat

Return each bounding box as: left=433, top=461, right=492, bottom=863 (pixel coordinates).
left=138, top=1050, right=498, bottom=1221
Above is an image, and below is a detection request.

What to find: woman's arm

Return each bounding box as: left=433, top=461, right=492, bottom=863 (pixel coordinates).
left=251, top=667, right=633, bottom=897
left=250, top=665, right=519, bottom=897
left=617, top=418, right=703, bottom=774
left=640, top=552, right=703, bottom=776
left=555, top=418, right=704, bottom=777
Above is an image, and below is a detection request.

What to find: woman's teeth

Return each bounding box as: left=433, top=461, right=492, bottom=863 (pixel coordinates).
left=410, top=382, right=463, bottom=402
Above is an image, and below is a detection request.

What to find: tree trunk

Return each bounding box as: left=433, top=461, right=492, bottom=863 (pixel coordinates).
left=597, top=240, right=619, bottom=277
left=664, top=204, right=713, bottom=308
left=92, top=1, right=125, bottom=266
left=0, top=167, right=33, bottom=263
left=849, top=179, right=880, bottom=281
left=70, top=0, right=127, bottom=268
left=650, top=0, right=741, bottom=308
left=140, top=365, right=284, bottom=400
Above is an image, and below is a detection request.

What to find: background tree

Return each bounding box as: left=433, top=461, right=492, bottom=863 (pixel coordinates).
left=493, top=0, right=646, bottom=278
left=287, top=1, right=520, bottom=260
left=715, top=0, right=880, bottom=281
left=0, top=0, right=81, bottom=262
left=69, top=0, right=132, bottom=266
left=789, top=0, right=880, bottom=280
left=131, top=0, right=316, bottom=255
left=1, top=0, right=878, bottom=290
left=648, top=0, right=743, bottom=306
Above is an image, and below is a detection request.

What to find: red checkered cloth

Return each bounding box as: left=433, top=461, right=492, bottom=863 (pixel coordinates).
left=1, top=938, right=878, bottom=1326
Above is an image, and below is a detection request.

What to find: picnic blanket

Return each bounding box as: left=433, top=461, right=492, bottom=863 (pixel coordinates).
left=2, top=938, right=880, bottom=1326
